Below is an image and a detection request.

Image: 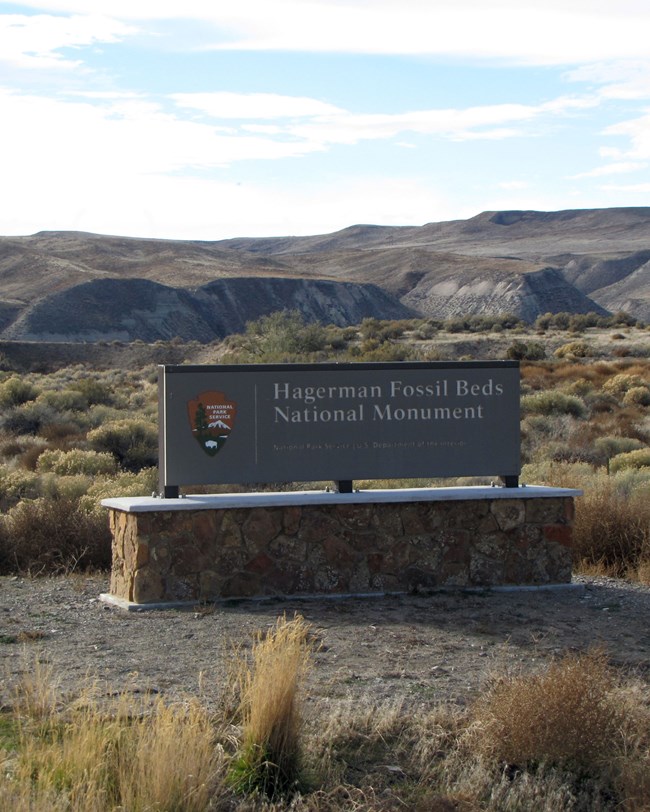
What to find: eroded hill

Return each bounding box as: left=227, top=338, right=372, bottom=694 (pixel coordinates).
left=1, top=207, right=648, bottom=342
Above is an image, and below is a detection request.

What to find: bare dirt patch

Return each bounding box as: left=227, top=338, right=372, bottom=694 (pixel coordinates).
left=2, top=574, right=649, bottom=712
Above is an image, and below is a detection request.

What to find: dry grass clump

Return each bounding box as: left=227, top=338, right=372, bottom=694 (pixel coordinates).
left=572, top=478, right=650, bottom=578
left=2, top=665, right=227, bottom=812
left=228, top=614, right=317, bottom=799
left=468, top=651, right=620, bottom=770
left=0, top=496, right=112, bottom=574
left=520, top=462, right=650, bottom=579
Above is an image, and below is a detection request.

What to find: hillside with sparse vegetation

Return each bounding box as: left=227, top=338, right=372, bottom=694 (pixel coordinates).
left=2, top=208, right=650, bottom=342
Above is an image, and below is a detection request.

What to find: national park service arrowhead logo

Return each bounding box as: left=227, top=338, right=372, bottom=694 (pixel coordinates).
left=187, top=391, right=237, bottom=457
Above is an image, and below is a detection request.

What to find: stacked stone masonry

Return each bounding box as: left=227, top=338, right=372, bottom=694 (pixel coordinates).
left=108, top=496, right=575, bottom=604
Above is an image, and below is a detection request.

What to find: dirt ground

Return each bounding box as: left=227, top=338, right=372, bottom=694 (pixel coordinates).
left=1, top=574, right=649, bottom=712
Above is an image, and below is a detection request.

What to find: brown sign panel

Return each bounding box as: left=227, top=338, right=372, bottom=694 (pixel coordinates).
left=159, top=361, right=520, bottom=491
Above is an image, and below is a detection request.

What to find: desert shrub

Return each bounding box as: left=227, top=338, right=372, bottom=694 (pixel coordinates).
left=353, top=341, right=416, bottom=362
left=562, top=377, right=593, bottom=397
left=36, top=449, right=117, bottom=477
left=609, top=448, right=650, bottom=473
left=413, top=322, right=438, bottom=339
left=0, top=401, right=60, bottom=435
left=593, top=435, right=645, bottom=466
left=18, top=443, right=49, bottom=471
left=39, top=473, right=92, bottom=501
left=520, top=462, right=650, bottom=576
left=244, top=310, right=328, bottom=358
left=69, top=376, right=116, bottom=405
left=80, top=467, right=159, bottom=511
left=0, top=496, right=112, bottom=573
left=470, top=650, right=621, bottom=770
left=585, top=389, right=619, bottom=414
left=554, top=340, right=592, bottom=359
left=506, top=341, right=546, bottom=361
left=83, top=403, right=133, bottom=429
left=521, top=390, right=587, bottom=418
left=36, top=388, right=88, bottom=412
left=0, top=438, right=26, bottom=458
left=87, top=419, right=158, bottom=472
left=572, top=475, right=650, bottom=575
left=359, top=317, right=382, bottom=340
left=359, top=337, right=379, bottom=354
left=603, top=373, right=648, bottom=396
left=40, top=420, right=84, bottom=443
left=0, top=466, right=41, bottom=507
left=0, top=376, right=38, bottom=407
left=623, top=385, right=650, bottom=407
left=228, top=614, right=315, bottom=799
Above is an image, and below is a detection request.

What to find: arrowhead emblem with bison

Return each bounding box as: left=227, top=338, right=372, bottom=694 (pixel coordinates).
left=187, top=391, right=237, bottom=457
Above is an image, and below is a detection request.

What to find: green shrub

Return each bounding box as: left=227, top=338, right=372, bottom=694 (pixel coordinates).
left=87, top=419, right=158, bottom=472
left=36, top=449, right=117, bottom=477
left=244, top=310, right=328, bottom=358
left=521, top=391, right=587, bottom=418
left=554, top=341, right=592, bottom=359
left=506, top=341, right=546, bottom=361
left=36, top=389, right=88, bottom=412
left=0, top=402, right=59, bottom=435
left=603, top=373, right=647, bottom=396
left=564, top=377, right=593, bottom=397
left=593, top=436, right=645, bottom=464
left=623, top=386, right=650, bottom=407
left=69, top=377, right=116, bottom=405
left=80, top=468, right=159, bottom=511
left=0, top=376, right=38, bottom=407
left=39, top=473, right=92, bottom=501
left=352, top=342, right=415, bottom=362
left=610, top=448, right=650, bottom=473
left=0, top=466, right=41, bottom=507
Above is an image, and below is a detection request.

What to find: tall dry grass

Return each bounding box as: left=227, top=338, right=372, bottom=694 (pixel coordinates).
left=2, top=663, right=227, bottom=812
left=228, top=613, right=316, bottom=799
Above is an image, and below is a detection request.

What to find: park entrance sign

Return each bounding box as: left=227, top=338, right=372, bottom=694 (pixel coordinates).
left=158, top=361, right=521, bottom=496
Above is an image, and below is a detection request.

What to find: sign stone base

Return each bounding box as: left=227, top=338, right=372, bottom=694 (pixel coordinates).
left=101, top=487, right=580, bottom=607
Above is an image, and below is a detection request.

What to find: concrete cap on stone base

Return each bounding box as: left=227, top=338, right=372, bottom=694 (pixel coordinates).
left=101, top=485, right=582, bottom=514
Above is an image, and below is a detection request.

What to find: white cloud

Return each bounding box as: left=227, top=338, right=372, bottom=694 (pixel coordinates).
left=201, top=3, right=650, bottom=65
left=600, top=182, right=650, bottom=192
left=272, top=99, right=593, bottom=146
left=567, top=161, right=648, bottom=179
left=8, top=1, right=650, bottom=64
left=604, top=112, right=650, bottom=159
left=171, top=92, right=344, bottom=119
left=566, top=61, right=650, bottom=101
left=498, top=180, right=529, bottom=190
left=0, top=88, right=325, bottom=179
left=0, top=12, right=135, bottom=69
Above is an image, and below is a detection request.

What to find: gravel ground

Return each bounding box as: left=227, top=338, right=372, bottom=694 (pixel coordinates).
left=1, top=574, right=649, bottom=711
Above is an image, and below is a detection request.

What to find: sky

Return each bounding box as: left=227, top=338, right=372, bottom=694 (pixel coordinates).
left=2, top=1, right=650, bottom=241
